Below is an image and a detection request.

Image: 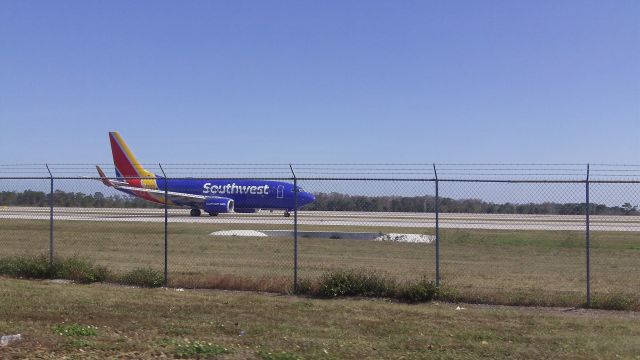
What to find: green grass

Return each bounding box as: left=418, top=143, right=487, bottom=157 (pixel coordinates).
left=52, top=323, right=98, bottom=337
left=174, top=340, right=231, bottom=358
left=0, top=218, right=638, bottom=309
left=0, top=278, right=639, bottom=359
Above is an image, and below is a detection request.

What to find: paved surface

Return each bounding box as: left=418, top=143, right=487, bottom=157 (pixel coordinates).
left=1, top=206, right=639, bottom=231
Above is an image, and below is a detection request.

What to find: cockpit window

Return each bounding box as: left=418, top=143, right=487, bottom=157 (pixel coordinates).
left=293, top=186, right=305, bottom=192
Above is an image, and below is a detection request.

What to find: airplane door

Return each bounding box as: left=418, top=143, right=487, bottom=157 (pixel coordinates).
left=277, top=185, right=284, bottom=199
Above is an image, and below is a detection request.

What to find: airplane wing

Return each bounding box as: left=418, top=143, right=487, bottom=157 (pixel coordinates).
left=115, top=184, right=209, bottom=205
left=96, top=165, right=210, bottom=206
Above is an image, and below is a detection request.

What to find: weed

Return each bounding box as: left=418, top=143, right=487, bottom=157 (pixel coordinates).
left=293, top=278, right=312, bottom=295
left=118, top=267, right=164, bottom=287
left=0, top=255, right=108, bottom=283
left=56, top=257, right=109, bottom=283
left=397, top=278, right=438, bottom=303
left=53, top=324, right=98, bottom=337
left=174, top=340, right=230, bottom=358
left=315, top=269, right=395, bottom=298
left=0, top=254, right=52, bottom=278
left=435, top=286, right=464, bottom=303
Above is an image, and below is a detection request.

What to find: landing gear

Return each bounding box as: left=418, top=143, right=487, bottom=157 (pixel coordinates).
left=208, top=212, right=219, bottom=217
left=284, top=211, right=291, bottom=218
left=190, top=208, right=201, bottom=217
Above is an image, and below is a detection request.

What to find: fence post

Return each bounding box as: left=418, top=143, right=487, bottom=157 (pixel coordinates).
left=46, top=164, right=54, bottom=266
left=289, top=164, right=298, bottom=293
left=159, top=164, right=168, bottom=287
left=433, top=164, right=440, bottom=287
left=585, top=164, right=591, bottom=307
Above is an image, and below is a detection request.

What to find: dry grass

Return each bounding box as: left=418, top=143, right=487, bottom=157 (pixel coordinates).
left=171, top=273, right=292, bottom=293
left=0, top=218, right=638, bottom=309
left=0, top=278, right=639, bottom=359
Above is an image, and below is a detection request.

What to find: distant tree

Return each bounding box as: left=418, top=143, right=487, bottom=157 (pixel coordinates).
left=2, top=189, right=639, bottom=215
left=621, top=202, right=637, bottom=215
left=94, top=192, right=105, bottom=207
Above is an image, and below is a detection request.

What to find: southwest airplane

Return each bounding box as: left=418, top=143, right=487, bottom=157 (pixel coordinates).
left=97, top=132, right=315, bottom=217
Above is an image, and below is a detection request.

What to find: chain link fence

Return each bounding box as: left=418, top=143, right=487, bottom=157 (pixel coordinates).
left=438, top=181, right=588, bottom=306
left=1, top=164, right=638, bottom=309
left=590, top=181, right=640, bottom=306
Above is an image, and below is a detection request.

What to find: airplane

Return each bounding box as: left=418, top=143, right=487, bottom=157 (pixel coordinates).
left=96, top=132, right=315, bottom=217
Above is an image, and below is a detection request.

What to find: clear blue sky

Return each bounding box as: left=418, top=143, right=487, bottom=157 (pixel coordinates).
left=1, top=0, right=638, bottom=165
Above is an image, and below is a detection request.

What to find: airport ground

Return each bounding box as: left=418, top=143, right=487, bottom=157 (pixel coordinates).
left=2, top=207, right=640, bottom=231
left=1, top=208, right=638, bottom=310
left=1, top=278, right=639, bottom=359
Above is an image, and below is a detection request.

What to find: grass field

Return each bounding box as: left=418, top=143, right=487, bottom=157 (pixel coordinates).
left=1, top=218, right=639, bottom=309
left=0, top=278, right=639, bottom=359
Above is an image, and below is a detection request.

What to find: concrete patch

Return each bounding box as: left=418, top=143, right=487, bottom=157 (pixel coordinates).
left=210, top=230, right=434, bottom=243
left=374, top=233, right=435, bottom=243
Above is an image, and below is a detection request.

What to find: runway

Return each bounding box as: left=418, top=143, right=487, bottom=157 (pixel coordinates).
left=1, top=206, right=639, bottom=232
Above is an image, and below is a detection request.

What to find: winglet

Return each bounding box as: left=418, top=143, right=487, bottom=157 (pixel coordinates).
left=96, top=165, right=113, bottom=187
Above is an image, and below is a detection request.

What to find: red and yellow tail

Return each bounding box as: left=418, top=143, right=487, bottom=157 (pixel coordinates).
left=109, top=132, right=157, bottom=189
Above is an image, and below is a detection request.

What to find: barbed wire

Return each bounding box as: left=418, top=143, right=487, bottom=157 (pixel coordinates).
left=0, top=163, right=639, bottom=180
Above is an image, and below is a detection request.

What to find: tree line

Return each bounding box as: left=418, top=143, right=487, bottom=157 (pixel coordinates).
left=1, top=190, right=637, bottom=215
left=304, top=192, right=639, bottom=215
left=0, top=190, right=161, bottom=208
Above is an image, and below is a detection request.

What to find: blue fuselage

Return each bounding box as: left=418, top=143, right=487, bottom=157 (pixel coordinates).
left=156, top=178, right=315, bottom=211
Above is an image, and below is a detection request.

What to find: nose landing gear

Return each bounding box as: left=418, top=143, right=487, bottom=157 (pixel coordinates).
left=190, top=208, right=201, bottom=217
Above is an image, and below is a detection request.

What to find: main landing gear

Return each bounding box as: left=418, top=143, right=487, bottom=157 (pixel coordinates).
left=190, top=208, right=219, bottom=217
left=284, top=211, right=291, bottom=218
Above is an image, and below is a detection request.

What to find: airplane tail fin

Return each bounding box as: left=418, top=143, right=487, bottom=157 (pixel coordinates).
left=108, top=132, right=157, bottom=188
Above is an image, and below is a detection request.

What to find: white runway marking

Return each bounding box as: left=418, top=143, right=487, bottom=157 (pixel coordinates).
left=0, top=207, right=639, bottom=232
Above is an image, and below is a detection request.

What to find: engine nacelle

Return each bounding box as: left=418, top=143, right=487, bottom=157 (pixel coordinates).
left=204, top=197, right=234, bottom=214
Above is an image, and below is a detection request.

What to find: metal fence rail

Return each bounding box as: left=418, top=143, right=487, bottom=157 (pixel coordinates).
left=1, top=164, right=639, bottom=308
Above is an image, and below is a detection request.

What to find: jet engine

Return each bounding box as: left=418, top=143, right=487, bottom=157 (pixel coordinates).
left=204, top=197, right=234, bottom=214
